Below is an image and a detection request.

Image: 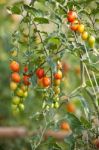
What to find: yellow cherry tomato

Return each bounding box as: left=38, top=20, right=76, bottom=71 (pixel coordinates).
left=81, top=31, right=88, bottom=40
left=78, top=24, right=85, bottom=33
left=10, top=81, right=18, bottom=90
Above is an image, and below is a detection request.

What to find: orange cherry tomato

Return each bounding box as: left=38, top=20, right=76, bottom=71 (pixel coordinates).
left=54, top=70, right=62, bottom=80
left=60, top=122, right=70, bottom=131
left=70, top=20, right=79, bottom=31
left=11, top=72, right=21, bottom=83
left=42, top=77, right=51, bottom=87
left=10, top=61, right=19, bottom=72
left=66, top=103, right=76, bottom=113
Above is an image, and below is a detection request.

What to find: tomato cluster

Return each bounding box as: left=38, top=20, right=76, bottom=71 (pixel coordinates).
left=67, top=10, right=95, bottom=48
left=10, top=61, right=29, bottom=115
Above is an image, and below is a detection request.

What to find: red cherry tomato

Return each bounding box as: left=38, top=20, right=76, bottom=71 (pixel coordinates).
left=23, top=75, right=30, bottom=86
left=36, top=68, right=45, bottom=79
left=67, top=11, right=77, bottom=22
left=24, top=66, right=28, bottom=72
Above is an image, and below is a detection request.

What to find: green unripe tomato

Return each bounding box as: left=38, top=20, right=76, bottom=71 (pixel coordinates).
left=54, top=102, right=59, bottom=108
left=89, top=36, right=95, bottom=47
left=16, top=88, right=24, bottom=97
left=53, top=95, right=59, bottom=101
left=51, top=103, right=54, bottom=108
left=19, top=103, right=25, bottom=111
left=12, top=96, right=20, bottom=105
left=53, top=86, right=60, bottom=94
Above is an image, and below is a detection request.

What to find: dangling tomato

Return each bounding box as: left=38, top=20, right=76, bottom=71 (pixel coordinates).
left=54, top=70, right=62, bottom=80
left=11, top=72, right=21, bottom=83
left=10, top=61, right=19, bottom=72
left=23, top=75, right=30, bottom=86
left=67, top=11, right=77, bottom=22
left=42, top=77, right=51, bottom=87
left=70, top=20, right=79, bottom=31
left=36, top=68, right=45, bottom=79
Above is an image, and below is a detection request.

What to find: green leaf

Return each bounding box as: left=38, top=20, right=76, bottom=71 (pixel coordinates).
left=34, top=17, right=49, bottom=24
left=11, top=5, right=21, bottom=14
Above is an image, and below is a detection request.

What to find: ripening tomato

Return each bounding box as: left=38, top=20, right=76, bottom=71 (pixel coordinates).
left=23, top=91, right=28, bottom=98
left=24, top=66, right=28, bottom=72
left=62, top=62, right=70, bottom=74
left=88, top=36, right=95, bottom=47
left=77, top=24, right=85, bottom=33
left=11, top=72, right=21, bottom=83
left=36, top=68, right=45, bottom=79
left=81, top=31, right=88, bottom=40
left=16, top=88, right=24, bottom=97
left=23, top=75, right=30, bottom=86
left=66, top=103, right=75, bottom=113
left=54, top=70, right=62, bottom=80
left=70, top=20, right=79, bottom=31
left=42, top=77, right=51, bottom=87
left=57, top=61, right=62, bottom=69
left=10, top=81, right=18, bottom=90
left=10, top=61, right=19, bottom=72
left=54, top=79, right=61, bottom=86
left=12, top=96, right=20, bottom=105
left=67, top=11, right=77, bottom=22
left=60, top=122, right=70, bottom=131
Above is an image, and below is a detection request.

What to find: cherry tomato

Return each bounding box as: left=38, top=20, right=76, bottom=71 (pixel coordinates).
left=60, top=122, right=70, bottom=131
left=23, top=75, right=30, bottom=86
left=12, top=96, right=20, bottom=105
left=36, top=68, right=45, bottom=79
left=54, top=79, right=61, bottom=86
left=10, top=61, right=19, bottom=72
left=10, top=81, right=17, bottom=90
left=54, top=70, right=62, bottom=80
left=77, top=24, right=85, bottom=33
left=53, top=86, right=60, bottom=94
left=24, top=66, right=28, bottom=72
left=88, top=35, right=95, bottom=47
left=19, top=103, right=25, bottom=111
left=42, top=77, right=51, bottom=87
left=16, top=88, right=24, bottom=97
left=66, top=103, right=75, bottom=113
left=11, top=72, right=21, bottom=83
left=81, top=31, right=88, bottom=40
left=70, top=20, right=79, bottom=31
left=67, top=11, right=77, bottom=22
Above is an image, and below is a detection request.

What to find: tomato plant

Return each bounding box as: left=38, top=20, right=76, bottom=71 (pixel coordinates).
left=0, top=0, right=98, bottom=150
